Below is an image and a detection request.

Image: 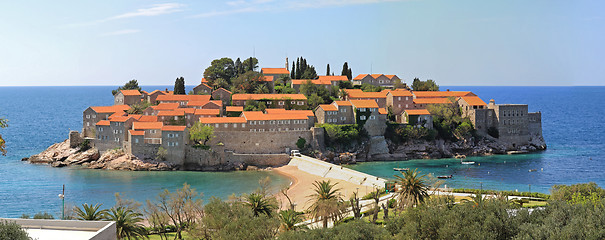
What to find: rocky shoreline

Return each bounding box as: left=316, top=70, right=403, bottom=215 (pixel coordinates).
left=23, top=140, right=175, bottom=171
left=317, top=135, right=547, bottom=164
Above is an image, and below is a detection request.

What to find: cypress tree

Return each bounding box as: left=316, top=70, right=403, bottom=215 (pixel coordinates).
left=326, top=64, right=331, bottom=76
left=174, top=77, right=185, bottom=95
left=296, top=58, right=301, bottom=79
left=342, top=62, right=349, bottom=76
left=291, top=61, right=295, bottom=79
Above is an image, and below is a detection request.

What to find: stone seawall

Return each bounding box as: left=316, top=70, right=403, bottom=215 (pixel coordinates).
left=288, top=155, right=385, bottom=187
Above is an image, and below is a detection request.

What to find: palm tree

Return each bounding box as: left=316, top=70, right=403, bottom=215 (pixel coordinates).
left=394, top=168, right=429, bottom=209
left=105, top=207, right=148, bottom=240
left=462, top=192, right=485, bottom=207
left=74, top=203, right=108, bottom=221
left=254, top=84, right=269, bottom=94
left=278, top=209, right=304, bottom=231
left=244, top=193, right=276, bottom=217
left=307, top=180, right=344, bottom=228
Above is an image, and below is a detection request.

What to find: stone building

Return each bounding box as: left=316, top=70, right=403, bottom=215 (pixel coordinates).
left=114, top=90, right=142, bottom=106
left=231, top=94, right=307, bottom=109
left=314, top=100, right=355, bottom=125
left=192, top=83, right=212, bottom=95
left=349, top=100, right=387, bottom=136
left=211, top=88, right=232, bottom=107
left=156, top=94, right=211, bottom=107
left=146, top=90, right=172, bottom=104
left=385, top=89, right=414, bottom=122
left=261, top=68, right=289, bottom=90
left=352, top=74, right=399, bottom=88
left=402, top=109, right=433, bottom=129
left=345, top=89, right=388, bottom=108
left=82, top=105, right=130, bottom=138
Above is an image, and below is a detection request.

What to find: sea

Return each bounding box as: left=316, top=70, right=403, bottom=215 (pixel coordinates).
left=0, top=86, right=604, bottom=218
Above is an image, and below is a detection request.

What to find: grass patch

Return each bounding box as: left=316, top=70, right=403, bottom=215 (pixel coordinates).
left=148, top=232, right=192, bottom=240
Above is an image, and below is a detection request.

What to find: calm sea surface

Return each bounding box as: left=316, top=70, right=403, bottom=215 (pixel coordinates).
left=0, top=86, right=604, bottom=218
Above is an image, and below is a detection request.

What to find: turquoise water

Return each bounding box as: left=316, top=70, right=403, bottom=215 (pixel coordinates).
left=0, top=86, right=289, bottom=218
left=348, top=86, right=605, bottom=194
left=1, top=86, right=604, bottom=218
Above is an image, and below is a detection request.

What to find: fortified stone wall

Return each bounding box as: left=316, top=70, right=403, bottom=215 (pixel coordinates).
left=69, top=131, right=84, bottom=148
left=210, top=130, right=313, bottom=154
left=528, top=112, right=543, bottom=137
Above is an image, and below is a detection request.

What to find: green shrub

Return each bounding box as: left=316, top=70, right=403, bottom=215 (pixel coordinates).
left=33, top=212, right=54, bottom=219
left=0, top=220, right=31, bottom=240
left=77, top=139, right=91, bottom=152
left=296, top=137, right=306, bottom=150
left=451, top=188, right=550, bottom=199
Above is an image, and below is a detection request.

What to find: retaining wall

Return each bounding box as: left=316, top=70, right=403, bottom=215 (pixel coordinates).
left=289, top=155, right=386, bottom=187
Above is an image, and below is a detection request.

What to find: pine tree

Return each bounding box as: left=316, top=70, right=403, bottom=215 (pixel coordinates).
left=326, top=64, right=331, bottom=76
left=234, top=58, right=243, bottom=76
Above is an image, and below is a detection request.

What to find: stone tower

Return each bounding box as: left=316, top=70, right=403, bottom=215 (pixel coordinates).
left=285, top=57, right=289, bottom=70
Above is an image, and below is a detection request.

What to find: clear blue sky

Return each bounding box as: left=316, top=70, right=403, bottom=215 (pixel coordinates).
left=0, top=0, right=603, bottom=86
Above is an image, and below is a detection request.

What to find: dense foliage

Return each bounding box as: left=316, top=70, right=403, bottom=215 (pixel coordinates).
left=112, top=79, right=142, bottom=96
left=341, top=62, right=352, bottom=80
left=386, top=123, right=437, bottom=143
left=411, top=77, right=439, bottom=91
left=316, top=124, right=363, bottom=148
left=173, top=77, right=186, bottom=95
left=299, top=81, right=339, bottom=109
left=427, top=100, right=475, bottom=141
left=290, top=57, right=317, bottom=80
left=0, top=220, right=31, bottom=240
left=189, top=122, right=214, bottom=146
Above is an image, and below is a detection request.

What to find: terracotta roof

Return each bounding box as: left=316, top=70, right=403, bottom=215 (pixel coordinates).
left=413, top=91, right=476, bottom=98
left=261, top=68, right=290, bottom=75
left=226, top=106, right=244, bottom=112
left=242, top=111, right=309, bottom=121
left=133, top=122, right=163, bottom=130
left=187, top=101, right=211, bottom=107
left=141, top=90, right=149, bottom=95
left=203, top=101, right=222, bottom=108
left=385, top=89, right=413, bottom=97
left=378, top=108, right=388, bottom=115
left=317, top=75, right=349, bottom=81
left=194, top=109, right=220, bottom=116
left=370, top=74, right=385, bottom=78
left=129, top=130, right=145, bottom=136
left=120, top=90, right=142, bottom=96
left=201, top=78, right=208, bottom=83
left=232, top=94, right=307, bottom=101
left=460, top=96, right=487, bottom=106
left=318, top=104, right=338, bottom=111
left=195, top=83, right=212, bottom=89
left=109, top=116, right=132, bottom=122
left=108, top=112, right=126, bottom=120
left=200, top=117, right=247, bottom=124
left=212, top=87, right=232, bottom=94
left=96, top=120, right=110, bottom=126
left=333, top=100, right=352, bottom=106
left=136, top=115, right=158, bottom=122
left=405, top=109, right=431, bottom=115
left=152, top=103, right=180, bottom=110
left=156, top=95, right=212, bottom=102
left=90, top=105, right=130, bottom=113
left=346, top=89, right=387, bottom=99
left=162, top=126, right=186, bottom=131
left=384, top=75, right=398, bottom=79
left=149, top=90, right=172, bottom=95
left=353, top=74, right=370, bottom=80
left=350, top=100, right=379, bottom=108
left=263, top=109, right=314, bottom=117
left=413, top=98, right=452, bottom=104
left=157, top=110, right=185, bottom=117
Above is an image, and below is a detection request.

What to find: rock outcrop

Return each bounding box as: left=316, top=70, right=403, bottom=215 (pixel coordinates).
left=24, top=139, right=175, bottom=171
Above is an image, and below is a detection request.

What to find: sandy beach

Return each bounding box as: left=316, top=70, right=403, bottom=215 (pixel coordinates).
left=272, top=165, right=376, bottom=212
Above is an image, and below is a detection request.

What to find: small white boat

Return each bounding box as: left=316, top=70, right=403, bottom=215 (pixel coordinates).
left=393, top=168, right=409, bottom=171
left=461, top=159, right=475, bottom=165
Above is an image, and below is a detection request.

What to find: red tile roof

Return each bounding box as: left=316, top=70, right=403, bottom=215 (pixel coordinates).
left=90, top=105, right=130, bottom=113
left=378, top=108, right=388, bottom=115
left=201, top=78, right=208, bottom=83
left=242, top=111, right=309, bottom=121
left=261, top=76, right=274, bottom=82
left=109, top=116, right=132, bottom=122
left=231, top=94, right=307, bottom=101
left=226, top=106, right=244, bottom=112
left=460, top=96, right=487, bottom=106
left=333, top=100, right=352, bottom=106
left=152, top=103, right=180, bottom=110
left=187, top=101, right=211, bottom=107
left=413, top=98, right=452, bottom=104
left=96, top=120, right=110, bottom=126
left=318, top=104, right=338, bottom=111
left=353, top=74, right=370, bottom=80
left=413, top=91, right=476, bottom=98
left=291, top=79, right=333, bottom=86
left=370, top=74, right=384, bottom=79
left=133, top=122, right=163, bottom=130
left=350, top=100, right=379, bottom=108
left=200, top=117, right=247, bottom=124
left=162, top=126, right=186, bottom=131
left=405, top=109, right=431, bottom=115
left=156, top=95, right=211, bottom=102
left=384, top=75, right=398, bottom=79
left=261, top=68, right=290, bottom=75
left=129, top=130, right=145, bottom=136
left=157, top=110, right=186, bottom=117
left=203, top=101, right=222, bottom=108
left=120, top=90, right=142, bottom=96
left=385, top=89, right=413, bottom=97
left=194, top=109, right=220, bottom=116
left=136, top=115, right=158, bottom=122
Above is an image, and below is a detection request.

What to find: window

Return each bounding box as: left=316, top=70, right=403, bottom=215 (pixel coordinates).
left=86, top=115, right=90, bottom=119
left=176, top=134, right=179, bottom=137
left=87, top=122, right=90, bottom=127
left=369, top=115, right=376, bottom=120
left=135, top=138, right=139, bottom=143
left=406, top=97, right=409, bottom=101
left=341, top=117, right=346, bottom=120
left=341, top=108, right=346, bottom=112
left=242, top=123, right=246, bottom=128
left=215, top=124, right=219, bottom=128
left=279, top=101, right=284, bottom=105
left=370, top=108, right=375, bottom=112
left=405, top=104, right=408, bottom=108
left=398, top=97, right=401, bottom=100
left=360, top=115, right=367, bottom=120
left=233, top=123, right=237, bottom=128
left=298, top=101, right=304, bottom=105
left=224, top=124, right=228, bottom=128
left=360, top=108, right=366, bottom=112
